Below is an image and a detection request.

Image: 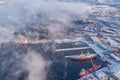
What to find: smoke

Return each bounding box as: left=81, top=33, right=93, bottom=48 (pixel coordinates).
left=0, top=0, right=93, bottom=80
left=0, top=0, right=93, bottom=43
left=0, top=26, right=14, bottom=43
left=22, top=50, right=51, bottom=80
left=97, top=0, right=114, bottom=3
left=98, top=0, right=105, bottom=3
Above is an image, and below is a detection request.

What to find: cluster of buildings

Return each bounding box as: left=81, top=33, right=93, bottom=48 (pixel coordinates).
left=80, top=25, right=120, bottom=80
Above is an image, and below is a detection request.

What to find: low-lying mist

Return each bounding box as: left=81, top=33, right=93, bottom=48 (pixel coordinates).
left=0, top=0, right=93, bottom=80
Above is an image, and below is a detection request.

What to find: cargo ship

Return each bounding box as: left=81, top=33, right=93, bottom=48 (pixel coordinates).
left=72, top=53, right=97, bottom=61
left=65, top=52, right=97, bottom=61
left=78, top=64, right=101, bottom=77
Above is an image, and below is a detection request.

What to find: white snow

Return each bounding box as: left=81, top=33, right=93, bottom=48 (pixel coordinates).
left=87, top=43, right=104, bottom=57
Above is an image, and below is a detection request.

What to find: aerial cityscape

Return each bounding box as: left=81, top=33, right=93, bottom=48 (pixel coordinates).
left=0, top=0, right=120, bottom=80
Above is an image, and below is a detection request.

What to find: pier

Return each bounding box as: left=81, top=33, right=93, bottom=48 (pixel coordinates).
left=55, top=47, right=90, bottom=52
left=84, top=40, right=104, bottom=57
left=87, top=43, right=104, bottom=57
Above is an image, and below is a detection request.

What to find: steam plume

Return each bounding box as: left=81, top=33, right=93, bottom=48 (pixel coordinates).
left=22, top=50, right=50, bottom=80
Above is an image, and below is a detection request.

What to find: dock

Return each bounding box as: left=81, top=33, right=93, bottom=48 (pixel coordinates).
left=85, top=42, right=104, bottom=57
left=55, top=47, right=90, bottom=52
left=82, top=38, right=104, bottom=58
